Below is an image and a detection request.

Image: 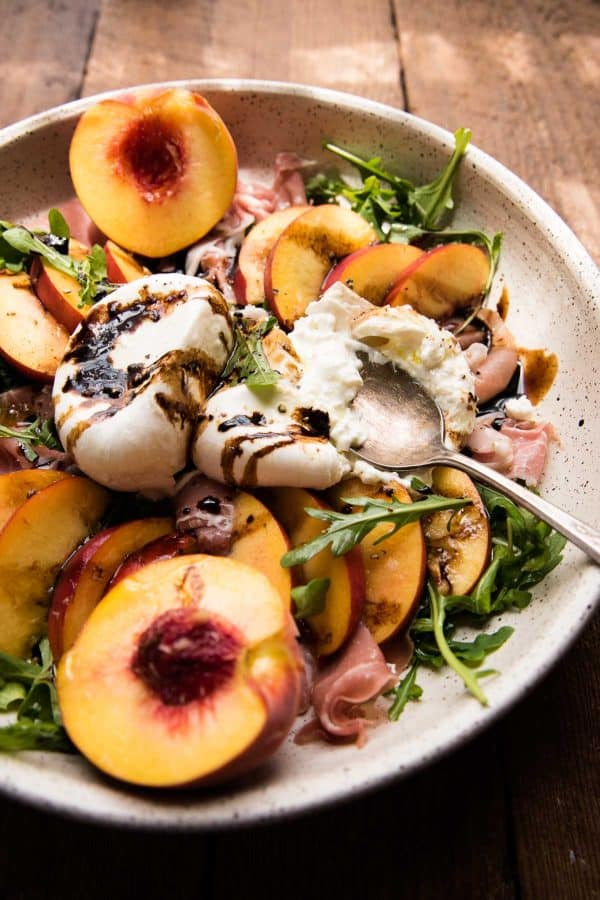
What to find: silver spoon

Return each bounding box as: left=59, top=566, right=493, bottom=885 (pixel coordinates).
left=352, top=356, right=600, bottom=564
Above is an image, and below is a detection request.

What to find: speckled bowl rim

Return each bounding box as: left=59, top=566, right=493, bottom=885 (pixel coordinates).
left=0, top=79, right=598, bottom=831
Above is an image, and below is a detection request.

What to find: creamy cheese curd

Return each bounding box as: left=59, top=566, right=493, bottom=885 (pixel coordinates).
left=192, top=283, right=476, bottom=488
left=53, top=274, right=233, bottom=494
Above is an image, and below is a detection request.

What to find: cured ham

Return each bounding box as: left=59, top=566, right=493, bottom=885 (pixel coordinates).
left=309, top=623, right=394, bottom=745
left=471, top=308, right=519, bottom=403
left=500, top=420, right=555, bottom=485
left=468, top=415, right=555, bottom=486
left=185, top=153, right=310, bottom=296
left=173, top=473, right=235, bottom=555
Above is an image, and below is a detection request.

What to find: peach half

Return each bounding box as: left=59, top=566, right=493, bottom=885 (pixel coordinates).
left=261, top=487, right=365, bottom=656
left=328, top=479, right=425, bottom=644
left=57, top=555, right=303, bottom=788
left=0, top=273, right=69, bottom=382
left=0, top=475, right=109, bottom=658
left=265, top=205, right=377, bottom=329
left=322, top=242, right=424, bottom=306
left=48, top=516, right=174, bottom=660
left=69, top=88, right=238, bottom=257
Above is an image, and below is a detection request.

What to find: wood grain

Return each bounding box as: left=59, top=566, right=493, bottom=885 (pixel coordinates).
left=83, top=0, right=405, bottom=106
left=394, top=0, right=600, bottom=261
left=0, top=1, right=598, bottom=897
left=0, top=0, right=99, bottom=128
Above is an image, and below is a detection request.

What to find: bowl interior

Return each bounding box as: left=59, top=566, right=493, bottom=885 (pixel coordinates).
left=0, top=81, right=598, bottom=828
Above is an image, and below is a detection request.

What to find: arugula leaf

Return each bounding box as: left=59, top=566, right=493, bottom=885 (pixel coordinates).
left=0, top=221, right=29, bottom=273
left=388, top=662, right=423, bottom=721
left=291, top=578, right=330, bottom=619
left=315, top=128, right=471, bottom=230
left=77, top=244, right=109, bottom=307
left=2, top=225, right=116, bottom=306
left=428, top=582, right=489, bottom=705
left=0, top=638, right=72, bottom=753
left=0, top=720, right=73, bottom=752
left=48, top=208, right=71, bottom=239
left=0, top=417, right=61, bottom=462
left=281, top=494, right=470, bottom=567
left=0, top=683, right=27, bottom=710
left=222, top=316, right=279, bottom=390
left=409, top=127, right=472, bottom=227
left=2, top=226, right=76, bottom=277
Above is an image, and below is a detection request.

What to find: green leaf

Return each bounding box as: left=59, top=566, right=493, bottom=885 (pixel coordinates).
left=281, top=494, right=471, bottom=567
left=428, top=582, right=488, bottom=705
left=388, top=662, right=423, bottom=721
left=0, top=682, right=27, bottom=710
left=0, top=417, right=61, bottom=463
left=2, top=226, right=75, bottom=278
left=0, top=720, right=73, bottom=753
left=48, top=208, right=71, bottom=239
left=409, top=128, right=472, bottom=228
left=221, top=316, right=279, bottom=390
left=291, top=578, right=330, bottom=619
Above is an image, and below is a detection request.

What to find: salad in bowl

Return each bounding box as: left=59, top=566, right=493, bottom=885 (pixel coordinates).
left=0, top=83, right=595, bottom=820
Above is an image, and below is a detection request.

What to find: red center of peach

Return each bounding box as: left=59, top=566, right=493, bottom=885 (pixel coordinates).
left=131, top=608, right=241, bottom=706
left=117, top=115, right=185, bottom=202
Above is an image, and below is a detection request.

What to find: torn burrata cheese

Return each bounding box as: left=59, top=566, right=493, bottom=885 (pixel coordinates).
left=53, top=274, right=233, bottom=494
left=192, top=283, right=476, bottom=488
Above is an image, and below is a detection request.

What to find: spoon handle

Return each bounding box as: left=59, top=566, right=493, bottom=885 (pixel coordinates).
left=431, top=451, right=600, bottom=565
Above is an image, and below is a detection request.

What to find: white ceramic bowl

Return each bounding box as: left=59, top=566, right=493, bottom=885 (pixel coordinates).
left=0, top=80, right=598, bottom=829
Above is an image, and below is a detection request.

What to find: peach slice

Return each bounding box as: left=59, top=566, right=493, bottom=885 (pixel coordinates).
left=0, top=469, right=67, bottom=532
left=0, top=273, right=69, bottom=382
left=321, top=242, right=424, bottom=306
left=229, top=491, right=292, bottom=608
left=261, top=487, right=365, bottom=656
left=423, top=467, right=491, bottom=595
left=109, top=491, right=292, bottom=608
left=57, top=555, right=302, bottom=788
left=108, top=531, right=197, bottom=590
left=385, top=243, right=490, bottom=319
left=233, top=205, right=311, bottom=304
left=0, top=475, right=109, bottom=658
left=104, top=240, right=150, bottom=284
left=48, top=517, right=173, bottom=659
left=265, top=205, right=377, bottom=329
left=32, top=237, right=89, bottom=333
left=69, top=88, right=238, bottom=257
left=328, top=479, right=425, bottom=644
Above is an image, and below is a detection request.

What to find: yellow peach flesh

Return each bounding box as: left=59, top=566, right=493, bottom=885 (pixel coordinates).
left=69, top=89, right=238, bottom=257
left=57, top=555, right=301, bottom=787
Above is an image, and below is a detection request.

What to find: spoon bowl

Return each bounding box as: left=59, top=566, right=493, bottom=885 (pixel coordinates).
left=352, top=355, right=600, bottom=564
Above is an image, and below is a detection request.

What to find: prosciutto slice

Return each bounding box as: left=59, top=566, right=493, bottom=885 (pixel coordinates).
left=0, top=384, right=54, bottom=421
left=173, top=473, right=235, bottom=555
left=467, top=415, right=555, bottom=486
left=500, top=419, right=555, bottom=485
left=309, top=623, right=395, bottom=746
left=185, top=153, right=310, bottom=296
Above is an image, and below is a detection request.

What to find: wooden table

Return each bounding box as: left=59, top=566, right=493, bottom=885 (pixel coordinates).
left=0, top=2, right=598, bottom=897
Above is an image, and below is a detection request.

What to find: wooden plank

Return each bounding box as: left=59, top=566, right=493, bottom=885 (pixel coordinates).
left=502, top=612, right=600, bottom=899
left=0, top=0, right=100, bottom=128
left=394, top=0, right=600, bottom=261
left=83, top=0, right=405, bottom=107
left=0, top=794, right=213, bottom=899
left=213, top=725, right=517, bottom=900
